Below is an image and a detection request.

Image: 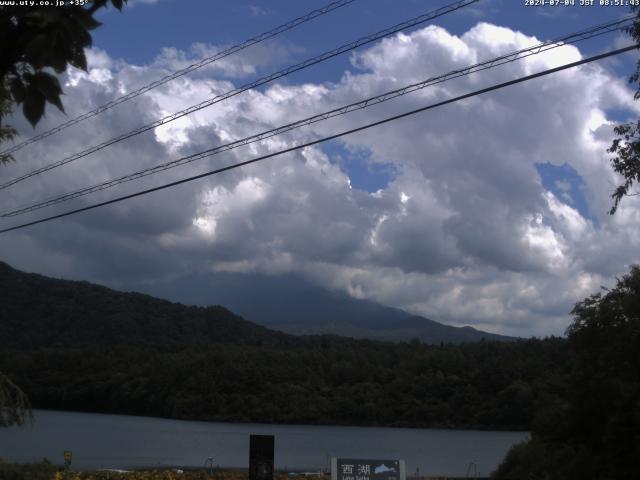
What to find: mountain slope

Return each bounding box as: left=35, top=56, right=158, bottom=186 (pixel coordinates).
left=0, top=260, right=512, bottom=348
left=0, top=261, right=286, bottom=349
left=138, top=271, right=515, bottom=343
left=0, top=261, right=558, bottom=431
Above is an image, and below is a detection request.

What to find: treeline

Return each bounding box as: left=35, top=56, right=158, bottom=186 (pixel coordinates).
left=0, top=337, right=568, bottom=431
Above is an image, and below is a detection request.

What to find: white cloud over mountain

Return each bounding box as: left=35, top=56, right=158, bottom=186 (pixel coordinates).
left=1, top=22, right=638, bottom=337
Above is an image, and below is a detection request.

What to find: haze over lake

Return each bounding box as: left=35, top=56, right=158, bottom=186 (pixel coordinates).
left=2, top=410, right=528, bottom=477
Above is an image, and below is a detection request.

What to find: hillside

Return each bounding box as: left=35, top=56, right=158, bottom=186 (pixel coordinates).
left=0, top=261, right=286, bottom=349
left=0, top=261, right=511, bottom=347
left=0, top=261, right=569, bottom=430
left=137, top=271, right=514, bottom=343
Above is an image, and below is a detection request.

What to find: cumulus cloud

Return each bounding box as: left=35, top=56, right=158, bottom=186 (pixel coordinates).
left=1, top=21, right=638, bottom=337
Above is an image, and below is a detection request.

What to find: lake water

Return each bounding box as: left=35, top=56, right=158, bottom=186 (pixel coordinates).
left=0, top=410, right=528, bottom=477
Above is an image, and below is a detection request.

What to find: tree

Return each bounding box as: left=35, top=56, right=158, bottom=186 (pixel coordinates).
left=0, top=0, right=127, bottom=163
left=563, top=265, right=640, bottom=479
left=493, top=265, right=640, bottom=480
left=0, top=371, right=31, bottom=427
left=0, top=0, right=128, bottom=427
left=0, top=97, right=16, bottom=165
left=608, top=6, right=640, bottom=214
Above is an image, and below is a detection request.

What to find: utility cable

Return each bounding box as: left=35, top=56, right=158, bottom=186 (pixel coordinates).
left=0, top=0, right=480, bottom=191
left=0, top=43, right=635, bottom=235
left=0, top=0, right=357, bottom=157
left=1, top=16, right=633, bottom=218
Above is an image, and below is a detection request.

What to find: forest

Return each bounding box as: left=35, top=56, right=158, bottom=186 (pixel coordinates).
left=0, top=337, right=568, bottom=431
left=0, top=259, right=571, bottom=431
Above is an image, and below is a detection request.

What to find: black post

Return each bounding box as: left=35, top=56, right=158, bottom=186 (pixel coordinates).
left=249, top=434, right=274, bottom=480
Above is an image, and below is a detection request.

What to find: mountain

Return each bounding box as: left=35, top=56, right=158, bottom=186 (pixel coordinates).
left=0, top=261, right=512, bottom=348
left=0, top=261, right=286, bottom=349
left=0, top=260, right=560, bottom=431
left=136, top=271, right=515, bottom=343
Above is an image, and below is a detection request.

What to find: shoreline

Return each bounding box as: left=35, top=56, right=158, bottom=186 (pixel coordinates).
left=23, top=408, right=531, bottom=435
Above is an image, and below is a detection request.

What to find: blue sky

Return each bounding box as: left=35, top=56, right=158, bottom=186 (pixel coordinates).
left=94, top=0, right=634, bottom=71
left=536, top=162, right=598, bottom=223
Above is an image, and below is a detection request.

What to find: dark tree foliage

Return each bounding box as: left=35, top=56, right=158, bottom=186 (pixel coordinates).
left=0, top=371, right=31, bottom=427
left=563, top=266, right=640, bottom=479
left=0, top=98, right=17, bottom=165
left=0, top=261, right=288, bottom=349
left=0, top=0, right=126, bottom=162
left=0, top=338, right=569, bottom=431
left=0, top=1, right=128, bottom=428
left=493, top=265, right=640, bottom=480
left=608, top=6, right=640, bottom=214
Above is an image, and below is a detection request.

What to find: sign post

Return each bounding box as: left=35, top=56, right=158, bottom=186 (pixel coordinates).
left=205, top=457, right=215, bottom=475
left=249, top=434, right=274, bottom=480
left=331, top=458, right=405, bottom=480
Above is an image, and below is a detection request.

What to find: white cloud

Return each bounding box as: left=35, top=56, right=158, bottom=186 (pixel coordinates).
left=248, top=5, right=269, bottom=17
left=1, top=22, right=639, bottom=337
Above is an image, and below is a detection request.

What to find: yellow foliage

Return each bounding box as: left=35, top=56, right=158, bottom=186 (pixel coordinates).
left=49, top=471, right=326, bottom=480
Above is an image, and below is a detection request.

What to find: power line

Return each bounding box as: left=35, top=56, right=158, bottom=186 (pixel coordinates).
left=0, top=0, right=480, bottom=191
left=1, top=16, right=632, bottom=218
left=0, top=44, right=635, bottom=235
left=0, top=0, right=357, bottom=157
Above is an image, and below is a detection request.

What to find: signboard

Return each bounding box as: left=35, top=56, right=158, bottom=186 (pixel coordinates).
left=331, top=458, right=405, bottom=480
left=249, top=434, right=274, bottom=480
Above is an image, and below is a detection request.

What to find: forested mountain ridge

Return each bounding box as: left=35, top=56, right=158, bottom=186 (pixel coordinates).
left=0, top=260, right=570, bottom=431
left=0, top=260, right=512, bottom=347
left=0, top=261, right=287, bottom=349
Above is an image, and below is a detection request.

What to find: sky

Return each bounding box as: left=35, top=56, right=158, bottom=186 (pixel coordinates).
left=1, top=0, right=640, bottom=337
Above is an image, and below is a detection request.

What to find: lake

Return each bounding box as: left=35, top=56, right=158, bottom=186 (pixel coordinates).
left=0, top=410, right=528, bottom=477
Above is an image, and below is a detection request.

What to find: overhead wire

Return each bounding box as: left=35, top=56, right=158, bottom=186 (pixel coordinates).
left=0, top=15, right=633, bottom=218
left=0, top=0, right=357, bottom=157
left=0, top=43, right=635, bottom=235
left=0, top=0, right=480, bottom=191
